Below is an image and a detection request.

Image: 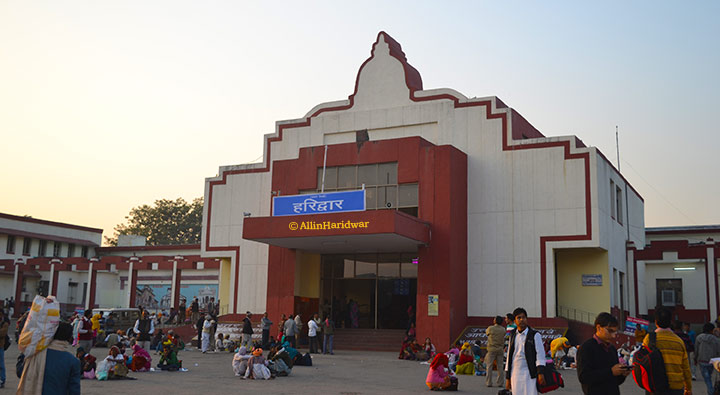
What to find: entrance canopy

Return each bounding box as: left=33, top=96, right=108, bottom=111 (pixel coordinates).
left=243, top=210, right=430, bottom=253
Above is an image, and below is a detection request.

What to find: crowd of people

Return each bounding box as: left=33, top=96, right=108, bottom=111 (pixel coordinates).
left=416, top=306, right=720, bottom=394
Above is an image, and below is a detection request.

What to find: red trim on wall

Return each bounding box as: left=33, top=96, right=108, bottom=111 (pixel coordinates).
left=203, top=31, right=597, bottom=321
left=0, top=212, right=103, bottom=234
left=96, top=244, right=200, bottom=253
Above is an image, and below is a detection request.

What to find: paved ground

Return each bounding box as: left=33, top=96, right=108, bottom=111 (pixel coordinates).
left=2, top=341, right=655, bottom=394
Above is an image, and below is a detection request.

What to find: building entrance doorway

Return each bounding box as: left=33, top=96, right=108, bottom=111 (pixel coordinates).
left=320, top=254, right=417, bottom=329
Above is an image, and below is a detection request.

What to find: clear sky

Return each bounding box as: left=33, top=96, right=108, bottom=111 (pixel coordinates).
left=1, top=1, right=718, bottom=243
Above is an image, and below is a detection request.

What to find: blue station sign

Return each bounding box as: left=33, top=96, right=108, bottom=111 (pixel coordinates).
left=273, top=190, right=366, bottom=216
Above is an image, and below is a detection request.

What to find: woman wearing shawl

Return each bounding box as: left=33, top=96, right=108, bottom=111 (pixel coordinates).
left=130, top=344, right=152, bottom=372
left=454, top=342, right=475, bottom=375
left=103, top=346, right=128, bottom=379
left=244, top=348, right=272, bottom=380
left=424, top=337, right=437, bottom=359
left=232, top=346, right=251, bottom=377
left=18, top=322, right=81, bottom=394
left=426, top=353, right=451, bottom=390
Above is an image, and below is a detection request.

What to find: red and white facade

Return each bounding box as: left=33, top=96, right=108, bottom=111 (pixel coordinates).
left=202, top=32, right=645, bottom=349
left=633, top=226, right=720, bottom=324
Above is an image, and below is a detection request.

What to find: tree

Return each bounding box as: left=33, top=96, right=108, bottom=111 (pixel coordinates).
left=105, top=197, right=203, bottom=246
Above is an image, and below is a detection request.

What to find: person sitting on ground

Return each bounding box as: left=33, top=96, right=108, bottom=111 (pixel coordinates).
left=233, top=346, right=251, bottom=377
left=245, top=348, right=272, bottom=380
left=104, top=329, right=121, bottom=350
left=157, top=338, right=182, bottom=371
left=76, top=347, right=97, bottom=379
left=224, top=334, right=236, bottom=353
left=424, top=337, right=437, bottom=359
left=215, top=333, right=225, bottom=352
left=400, top=337, right=423, bottom=360
left=130, top=343, right=152, bottom=372
left=426, top=353, right=452, bottom=391
left=454, top=342, right=475, bottom=375
left=103, top=346, right=129, bottom=379
left=269, top=345, right=293, bottom=376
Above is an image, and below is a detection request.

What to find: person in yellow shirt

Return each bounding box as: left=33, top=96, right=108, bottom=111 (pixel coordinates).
left=643, top=307, right=692, bottom=395
left=550, top=336, right=570, bottom=368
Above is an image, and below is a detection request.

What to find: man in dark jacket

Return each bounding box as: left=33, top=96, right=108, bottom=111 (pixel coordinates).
left=242, top=312, right=253, bottom=347
left=577, top=312, right=630, bottom=395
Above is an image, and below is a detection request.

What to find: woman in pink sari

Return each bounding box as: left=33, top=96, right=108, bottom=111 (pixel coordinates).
left=130, top=343, right=152, bottom=371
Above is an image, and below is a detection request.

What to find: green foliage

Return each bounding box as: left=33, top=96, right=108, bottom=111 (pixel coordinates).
left=105, top=197, right=203, bottom=246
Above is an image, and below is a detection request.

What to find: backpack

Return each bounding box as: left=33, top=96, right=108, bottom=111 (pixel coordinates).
left=447, top=375, right=459, bottom=391
left=632, top=332, right=669, bottom=392
left=537, top=362, right=564, bottom=393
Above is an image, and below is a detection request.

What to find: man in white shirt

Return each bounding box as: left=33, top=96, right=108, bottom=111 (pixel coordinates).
left=307, top=313, right=320, bottom=353
left=504, top=307, right=546, bottom=395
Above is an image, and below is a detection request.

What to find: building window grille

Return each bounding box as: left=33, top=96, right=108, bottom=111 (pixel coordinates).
left=6, top=235, right=16, bottom=254
left=81, top=246, right=89, bottom=258
left=67, top=244, right=75, bottom=257
left=52, top=242, right=61, bottom=257
left=38, top=240, right=47, bottom=257
left=22, top=237, right=32, bottom=255
left=616, top=186, right=623, bottom=225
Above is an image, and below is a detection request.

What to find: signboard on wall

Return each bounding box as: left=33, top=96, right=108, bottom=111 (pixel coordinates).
left=624, top=316, right=650, bottom=336
left=273, top=190, right=366, bottom=216
left=582, top=274, right=603, bottom=286
left=428, top=294, right=439, bottom=316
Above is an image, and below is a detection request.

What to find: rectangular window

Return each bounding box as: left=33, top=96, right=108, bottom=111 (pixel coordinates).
left=81, top=246, right=89, bottom=258
left=22, top=237, right=32, bottom=255
left=656, top=279, right=682, bottom=307
left=610, top=180, right=616, bottom=219
left=38, top=240, right=47, bottom=257
left=337, top=166, right=356, bottom=189
left=616, top=186, right=623, bottom=225
left=357, top=164, right=378, bottom=186
left=67, top=244, right=75, bottom=258
left=52, top=242, right=61, bottom=257
left=6, top=235, right=16, bottom=254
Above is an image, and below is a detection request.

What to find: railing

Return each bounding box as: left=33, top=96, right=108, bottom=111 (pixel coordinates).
left=557, top=305, right=597, bottom=325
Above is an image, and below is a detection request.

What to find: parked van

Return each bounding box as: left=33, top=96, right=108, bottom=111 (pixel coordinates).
left=94, top=307, right=141, bottom=337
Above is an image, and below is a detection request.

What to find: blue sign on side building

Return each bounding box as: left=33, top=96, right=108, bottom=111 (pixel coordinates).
left=273, top=190, right=366, bottom=216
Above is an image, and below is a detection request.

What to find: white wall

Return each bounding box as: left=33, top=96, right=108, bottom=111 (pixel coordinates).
left=0, top=275, right=14, bottom=300
left=203, top=32, right=644, bottom=318
left=95, top=272, right=123, bottom=308
left=644, top=262, right=706, bottom=310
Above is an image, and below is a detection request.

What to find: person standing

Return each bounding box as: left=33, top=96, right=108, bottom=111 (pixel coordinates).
left=694, top=322, right=720, bottom=395
left=178, top=299, right=186, bottom=325
left=77, top=309, right=94, bottom=352
left=261, top=312, right=273, bottom=348
left=323, top=315, right=334, bottom=355
left=134, top=310, right=155, bottom=351
left=195, top=314, right=205, bottom=350
left=644, top=307, right=692, bottom=395
left=207, top=298, right=216, bottom=317
left=576, top=312, right=630, bottom=395
left=242, top=311, right=253, bottom=347
left=294, top=313, right=304, bottom=345
left=0, top=309, right=8, bottom=388
left=18, top=322, right=80, bottom=395
left=191, top=297, right=199, bottom=324
left=284, top=314, right=298, bottom=348
left=504, top=307, right=546, bottom=395
left=307, top=313, right=320, bottom=354
left=201, top=315, right=213, bottom=353
left=485, top=315, right=506, bottom=387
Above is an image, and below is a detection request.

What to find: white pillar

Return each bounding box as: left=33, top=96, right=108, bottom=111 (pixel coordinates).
left=626, top=243, right=636, bottom=317
left=171, top=260, right=178, bottom=308
left=48, top=263, right=55, bottom=297
left=12, top=260, right=20, bottom=303
left=85, top=261, right=94, bottom=310
left=708, top=240, right=717, bottom=320
left=127, top=260, right=135, bottom=308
